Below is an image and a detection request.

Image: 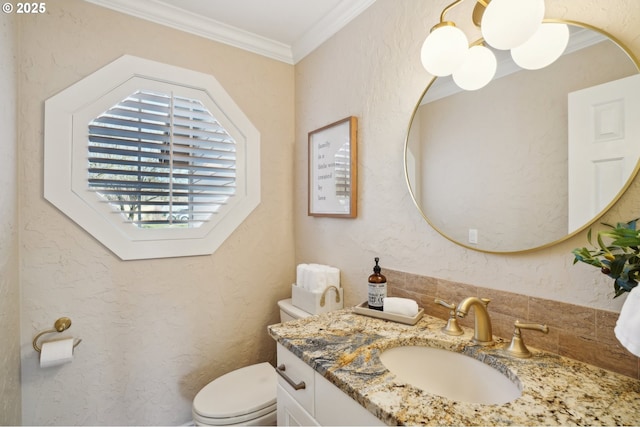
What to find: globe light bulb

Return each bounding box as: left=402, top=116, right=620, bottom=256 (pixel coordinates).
left=511, top=23, right=570, bottom=70
left=421, top=24, right=469, bottom=76
left=452, top=45, right=497, bottom=91
left=481, top=0, right=545, bottom=50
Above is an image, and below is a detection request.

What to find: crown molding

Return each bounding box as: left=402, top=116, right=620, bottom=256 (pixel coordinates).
left=292, top=0, right=377, bottom=63
left=84, top=0, right=293, bottom=63
left=84, top=0, right=376, bottom=64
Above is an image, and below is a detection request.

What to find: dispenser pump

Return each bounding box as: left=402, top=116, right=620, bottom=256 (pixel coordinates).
left=368, top=257, right=387, bottom=311
left=373, top=258, right=381, bottom=274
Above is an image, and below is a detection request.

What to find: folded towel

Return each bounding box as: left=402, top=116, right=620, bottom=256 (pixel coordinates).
left=295, top=263, right=341, bottom=293
left=325, top=266, right=341, bottom=287
left=614, top=286, right=640, bottom=357
left=296, top=264, right=308, bottom=289
left=307, top=264, right=327, bottom=292
left=383, top=297, right=419, bottom=317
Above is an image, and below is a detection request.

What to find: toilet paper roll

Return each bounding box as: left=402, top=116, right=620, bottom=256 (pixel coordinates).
left=40, top=338, right=74, bottom=368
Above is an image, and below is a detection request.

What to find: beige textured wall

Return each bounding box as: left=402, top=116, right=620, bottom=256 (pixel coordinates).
left=18, top=0, right=294, bottom=424
left=0, top=10, right=21, bottom=426
left=295, top=0, right=640, bottom=313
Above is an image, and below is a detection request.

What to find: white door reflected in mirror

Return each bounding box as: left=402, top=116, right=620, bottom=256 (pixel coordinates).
left=568, top=74, right=640, bottom=232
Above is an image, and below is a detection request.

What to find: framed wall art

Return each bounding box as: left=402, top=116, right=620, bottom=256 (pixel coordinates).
left=308, top=116, right=357, bottom=218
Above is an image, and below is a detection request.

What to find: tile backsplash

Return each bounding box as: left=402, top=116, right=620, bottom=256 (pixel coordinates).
left=385, top=269, right=639, bottom=379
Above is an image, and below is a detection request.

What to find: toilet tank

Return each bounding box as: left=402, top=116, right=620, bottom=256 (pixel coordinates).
left=278, top=299, right=312, bottom=322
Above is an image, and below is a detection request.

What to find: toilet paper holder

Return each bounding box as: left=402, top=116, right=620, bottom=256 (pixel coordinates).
left=32, top=317, right=82, bottom=353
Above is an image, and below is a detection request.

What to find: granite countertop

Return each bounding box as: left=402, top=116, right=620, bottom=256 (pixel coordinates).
left=268, top=308, right=640, bottom=426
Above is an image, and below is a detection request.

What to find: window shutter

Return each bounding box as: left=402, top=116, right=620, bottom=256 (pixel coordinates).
left=88, top=90, right=237, bottom=228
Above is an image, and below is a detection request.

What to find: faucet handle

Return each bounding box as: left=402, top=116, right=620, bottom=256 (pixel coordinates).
left=434, top=299, right=464, bottom=336
left=505, top=320, right=549, bottom=358
left=434, top=298, right=455, bottom=310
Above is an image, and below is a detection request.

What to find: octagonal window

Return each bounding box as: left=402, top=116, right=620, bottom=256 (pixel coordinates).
left=44, top=56, right=260, bottom=260
left=88, top=90, right=236, bottom=229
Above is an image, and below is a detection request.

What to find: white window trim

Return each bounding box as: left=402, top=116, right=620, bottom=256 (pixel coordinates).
left=44, top=55, right=260, bottom=260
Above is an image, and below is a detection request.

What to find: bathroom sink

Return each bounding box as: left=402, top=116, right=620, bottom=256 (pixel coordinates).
left=379, top=346, right=521, bottom=404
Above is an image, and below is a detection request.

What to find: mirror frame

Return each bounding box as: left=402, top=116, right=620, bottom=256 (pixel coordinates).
left=404, top=20, right=640, bottom=254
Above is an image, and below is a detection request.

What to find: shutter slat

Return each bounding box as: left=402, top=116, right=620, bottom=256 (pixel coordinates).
left=89, top=150, right=235, bottom=169
left=88, top=157, right=171, bottom=170
left=88, top=167, right=236, bottom=182
left=102, top=107, right=168, bottom=123
left=89, top=126, right=169, bottom=143
left=173, top=149, right=236, bottom=162
left=172, top=152, right=236, bottom=167
left=91, top=116, right=171, bottom=133
left=134, top=91, right=171, bottom=105
left=88, top=145, right=169, bottom=161
left=88, top=136, right=166, bottom=151
left=89, top=131, right=235, bottom=154
left=173, top=109, right=217, bottom=123
left=88, top=157, right=235, bottom=174
left=88, top=140, right=237, bottom=168
left=172, top=125, right=233, bottom=142
left=172, top=135, right=235, bottom=151
left=102, top=208, right=219, bottom=215
left=89, top=179, right=235, bottom=193
left=172, top=115, right=220, bottom=129
left=119, top=99, right=170, bottom=115
left=99, top=199, right=226, bottom=206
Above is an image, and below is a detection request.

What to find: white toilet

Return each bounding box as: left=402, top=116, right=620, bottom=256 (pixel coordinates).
left=192, top=299, right=312, bottom=426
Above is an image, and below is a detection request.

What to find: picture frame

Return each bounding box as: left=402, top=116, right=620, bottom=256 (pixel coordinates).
left=308, top=116, right=357, bottom=218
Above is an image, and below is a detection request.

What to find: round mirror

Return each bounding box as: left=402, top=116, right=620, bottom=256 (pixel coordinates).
left=405, top=21, right=640, bottom=253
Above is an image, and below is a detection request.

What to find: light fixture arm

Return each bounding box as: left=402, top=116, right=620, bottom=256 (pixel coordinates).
left=472, top=0, right=490, bottom=27
left=437, top=0, right=490, bottom=28
left=438, top=0, right=465, bottom=24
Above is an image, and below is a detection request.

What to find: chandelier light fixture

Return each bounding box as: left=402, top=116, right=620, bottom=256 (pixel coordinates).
left=420, top=0, right=567, bottom=91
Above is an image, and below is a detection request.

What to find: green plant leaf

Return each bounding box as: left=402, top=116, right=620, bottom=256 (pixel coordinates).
left=572, top=218, right=640, bottom=298
left=611, top=237, right=640, bottom=247
left=597, top=231, right=608, bottom=251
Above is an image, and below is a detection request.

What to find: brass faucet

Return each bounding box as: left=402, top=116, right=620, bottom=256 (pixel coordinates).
left=455, top=297, right=493, bottom=345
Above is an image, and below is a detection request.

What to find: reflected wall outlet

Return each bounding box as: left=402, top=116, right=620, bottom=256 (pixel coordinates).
left=468, top=228, right=478, bottom=244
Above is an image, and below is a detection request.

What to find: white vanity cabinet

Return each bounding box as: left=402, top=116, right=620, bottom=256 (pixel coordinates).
left=276, top=342, right=318, bottom=426
left=276, top=344, right=385, bottom=426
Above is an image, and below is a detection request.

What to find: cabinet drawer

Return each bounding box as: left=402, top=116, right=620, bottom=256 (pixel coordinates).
left=277, top=343, right=315, bottom=415
left=277, top=384, right=320, bottom=426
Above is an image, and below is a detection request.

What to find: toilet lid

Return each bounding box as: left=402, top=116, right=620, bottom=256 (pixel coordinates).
left=278, top=298, right=312, bottom=319
left=193, top=362, right=276, bottom=419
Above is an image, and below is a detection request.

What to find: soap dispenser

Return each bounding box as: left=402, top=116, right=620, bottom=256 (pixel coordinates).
left=368, top=257, right=387, bottom=311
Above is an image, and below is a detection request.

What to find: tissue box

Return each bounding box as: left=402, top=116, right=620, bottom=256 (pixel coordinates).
left=291, top=284, right=344, bottom=315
